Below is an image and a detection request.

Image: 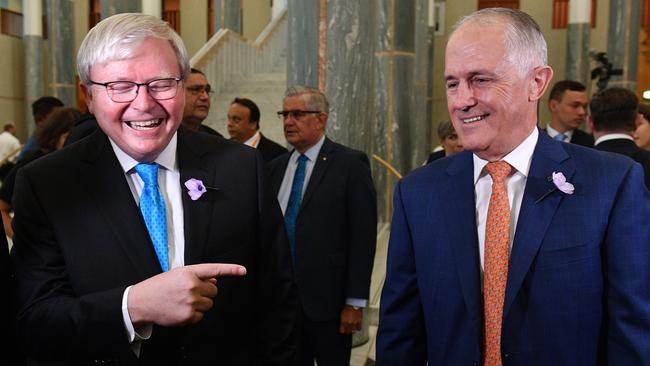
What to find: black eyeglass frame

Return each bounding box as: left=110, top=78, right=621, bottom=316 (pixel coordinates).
left=276, top=110, right=322, bottom=120
left=88, top=77, right=183, bottom=103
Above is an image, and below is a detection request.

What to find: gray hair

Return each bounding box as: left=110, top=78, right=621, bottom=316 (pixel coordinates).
left=77, top=13, right=190, bottom=86
left=284, top=86, right=330, bottom=113
left=451, top=8, right=547, bottom=76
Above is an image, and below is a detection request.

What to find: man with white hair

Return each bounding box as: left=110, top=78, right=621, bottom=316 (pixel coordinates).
left=12, top=13, right=297, bottom=364
left=378, top=7, right=650, bottom=365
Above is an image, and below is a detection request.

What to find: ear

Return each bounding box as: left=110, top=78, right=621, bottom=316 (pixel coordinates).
left=587, top=115, right=595, bottom=131
left=317, top=112, right=328, bottom=131
left=528, top=66, right=554, bottom=102
left=548, top=98, right=559, bottom=112
left=80, top=83, right=94, bottom=114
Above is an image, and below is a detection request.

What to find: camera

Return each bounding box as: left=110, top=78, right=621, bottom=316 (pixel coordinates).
left=590, top=51, right=623, bottom=92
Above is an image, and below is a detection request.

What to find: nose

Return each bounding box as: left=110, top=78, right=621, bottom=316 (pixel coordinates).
left=450, top=81, right=477, bottom=111
left=131, top=84, right=158, bottom=110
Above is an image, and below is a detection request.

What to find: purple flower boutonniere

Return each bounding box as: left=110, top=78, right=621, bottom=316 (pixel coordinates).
left=184, top=178, right=218, bottom=201
left=535, top=171, right=575, bottom=203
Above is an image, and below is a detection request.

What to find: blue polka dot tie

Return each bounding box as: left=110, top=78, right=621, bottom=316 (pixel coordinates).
left=135, top=163, right=168, bottom=272
left=284, top=154, right=308, bottom=261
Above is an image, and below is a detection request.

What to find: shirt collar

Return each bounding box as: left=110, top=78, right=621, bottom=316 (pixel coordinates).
left=594, top=133, right=634, bottom=145
left=546, top=124, right=574, bottom=140
left=473, top=127, right=538, bottom=184
left=292, top=135, right=326, bottom=163
left=243, top=131, right=261, bottom=147
left=110, top=132, right=178, bottom=174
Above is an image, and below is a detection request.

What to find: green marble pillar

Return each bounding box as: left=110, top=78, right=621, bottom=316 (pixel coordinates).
left=46, top=0, right=75, bottom=107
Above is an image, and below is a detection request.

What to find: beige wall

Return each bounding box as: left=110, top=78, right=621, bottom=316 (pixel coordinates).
left=430, top=0, right=611, bottom=142
left=180, top=0, right=209, bottom=57
left=0, top=35, right=25, bottom=139
left=242, top=0, right=271, bottom=40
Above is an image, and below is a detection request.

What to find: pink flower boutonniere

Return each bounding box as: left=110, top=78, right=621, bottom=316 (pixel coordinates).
left=535, top=171, right=575, bottom=203
left=184, top=178, right=218, bottom=201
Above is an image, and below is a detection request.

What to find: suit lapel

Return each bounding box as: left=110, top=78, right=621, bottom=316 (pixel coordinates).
left=503, top=132, right=575, bottom=319
left=177, top=128, right=215, bottom=265
left=82, top=131, right=161, bottom=279
left=443, top=151, right=483, bottom=339
left=300, top=137, right=333, bottom=210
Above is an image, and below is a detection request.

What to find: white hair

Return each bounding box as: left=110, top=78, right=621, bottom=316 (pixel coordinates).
left=77, top=13, right=189, bottom=85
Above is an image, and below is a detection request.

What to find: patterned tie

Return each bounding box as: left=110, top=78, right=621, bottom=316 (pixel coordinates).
left=483, top=161, right=512, bottom=366
left=553, top=133, right=567, bottom=142
left=284, top=154, right=308, bottom=261
left=135, top=163, right=169, bottom=272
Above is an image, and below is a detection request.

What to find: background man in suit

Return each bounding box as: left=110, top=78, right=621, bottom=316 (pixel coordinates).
left=544, top=80, right=594, bottom=146
left=11, top=13, right=296, bottom=365
left=267, top=86, right=377, bottom=365
left=378, top=8, right=650, bottom=365
left=227, top=97, right=287, bottom=162
left=182, top=68, right=223, bottom=137
left=16, top=96, right=64, bottom=162
left=589, top=87, right=650, bottom=189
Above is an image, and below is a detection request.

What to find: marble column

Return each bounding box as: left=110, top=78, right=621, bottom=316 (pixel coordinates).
left=373, top=0, right=419, bottom=222
left=100, top=0, right=140, bottom=19
left=213, top=0, right=241, bottom=33
left=606, top=0, right=641, bottom=91
left=46, top=0, right=75, bottom=108
left=286, top=0, right=319, bottom=88
left=565, top=0, right=591, bottom=84
left=141, top=0, right=162, bottom=18
left=23, top=0, right=43, bottom=137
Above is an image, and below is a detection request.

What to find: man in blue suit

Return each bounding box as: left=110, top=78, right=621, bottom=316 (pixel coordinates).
left=377, top=8, right=650, bottom=366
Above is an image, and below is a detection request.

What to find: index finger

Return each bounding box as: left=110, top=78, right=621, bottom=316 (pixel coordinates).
left=189, top=263, right=247, bottom=279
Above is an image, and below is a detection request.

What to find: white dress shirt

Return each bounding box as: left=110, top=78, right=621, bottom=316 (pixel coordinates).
left=594, top=133, right=634, bottom=146
left=474, top=128, right=538, bottom=271
left=109, top=133, right=185, bottom=354
left=243, top=131, right=261, bottom=148
left=546, top=124, right=573, bottom=142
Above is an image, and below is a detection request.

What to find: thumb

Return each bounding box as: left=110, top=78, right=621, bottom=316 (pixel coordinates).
left=188, top=263, right=247, bottom=280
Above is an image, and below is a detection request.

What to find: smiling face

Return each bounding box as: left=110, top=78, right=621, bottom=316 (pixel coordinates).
left=444, top=21, right=552, bottom=161
left=82, top=37, right=184, bottom=162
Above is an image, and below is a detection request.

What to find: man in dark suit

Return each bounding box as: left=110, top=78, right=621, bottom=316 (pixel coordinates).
left=227, top=97, right=287, bottom=162
left=378, top=8, right=650, bottom=365
left=182, top=68, right=223, bottom=137
left=0, top=222, right=24, bottom=364
left=11, top=13, right=296, bottom=365
left=543, top=80, right=594, bottom=146
left=267, top=86, right=377, bottom=365
left=589, top=87, right=650, bottom=189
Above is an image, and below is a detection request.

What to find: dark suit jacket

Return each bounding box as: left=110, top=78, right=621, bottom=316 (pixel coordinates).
left=12, top=127, right=297, bottom=365
left=0, top=222, right=24, bottom=364
left=378, top=131, right=650, bottom=365
left=257, top=134, right=287, bottom=163
left=542, top=127, right=594, bottom=147
left=267, top=138, right=377, bottom=321
left=595, top=137, right=650, bottom=189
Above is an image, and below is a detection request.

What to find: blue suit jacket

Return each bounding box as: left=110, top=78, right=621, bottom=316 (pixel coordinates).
left=377, top=131, right=650, bottom=365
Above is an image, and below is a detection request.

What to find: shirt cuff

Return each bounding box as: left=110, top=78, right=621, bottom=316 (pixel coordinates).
left=345, top=298, right=368, bottom=308
left=122, top=286, right=153, bottom=342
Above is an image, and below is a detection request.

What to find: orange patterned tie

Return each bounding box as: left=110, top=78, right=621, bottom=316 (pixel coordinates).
left=483, top=161, right=512, bottom=366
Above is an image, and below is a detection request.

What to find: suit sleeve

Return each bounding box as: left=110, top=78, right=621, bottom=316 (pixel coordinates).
left=255, top=153, right=299, bottom=365
left=11, top=167, right=131, bottom=360
left=605, top=163, right=650, bottom=363
left=376, top=181, right=427, bottom=365
left=345, top=153, right=377, bottom=300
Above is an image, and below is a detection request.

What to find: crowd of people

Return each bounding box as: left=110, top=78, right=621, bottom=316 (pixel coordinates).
left=0, top=6, right=648, bottom=366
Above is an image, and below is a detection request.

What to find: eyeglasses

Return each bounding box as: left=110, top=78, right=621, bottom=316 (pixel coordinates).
left=186, top=84, right=215, bottom=96
left=89, top=77, right=182, bottom=103
left=276, top=110, right=321, bottom=120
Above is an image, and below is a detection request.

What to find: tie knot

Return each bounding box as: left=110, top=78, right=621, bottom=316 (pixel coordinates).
left=135, top=163, right=160, bottom=186
left=485, top=161, right=511, bottom=182
left=297, top=154, right=308, bottom=163
left=553, top=133, right=567, bottom=142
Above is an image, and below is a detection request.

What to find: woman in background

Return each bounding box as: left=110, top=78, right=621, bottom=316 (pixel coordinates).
left=634, top=104, right=650, bottom=151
